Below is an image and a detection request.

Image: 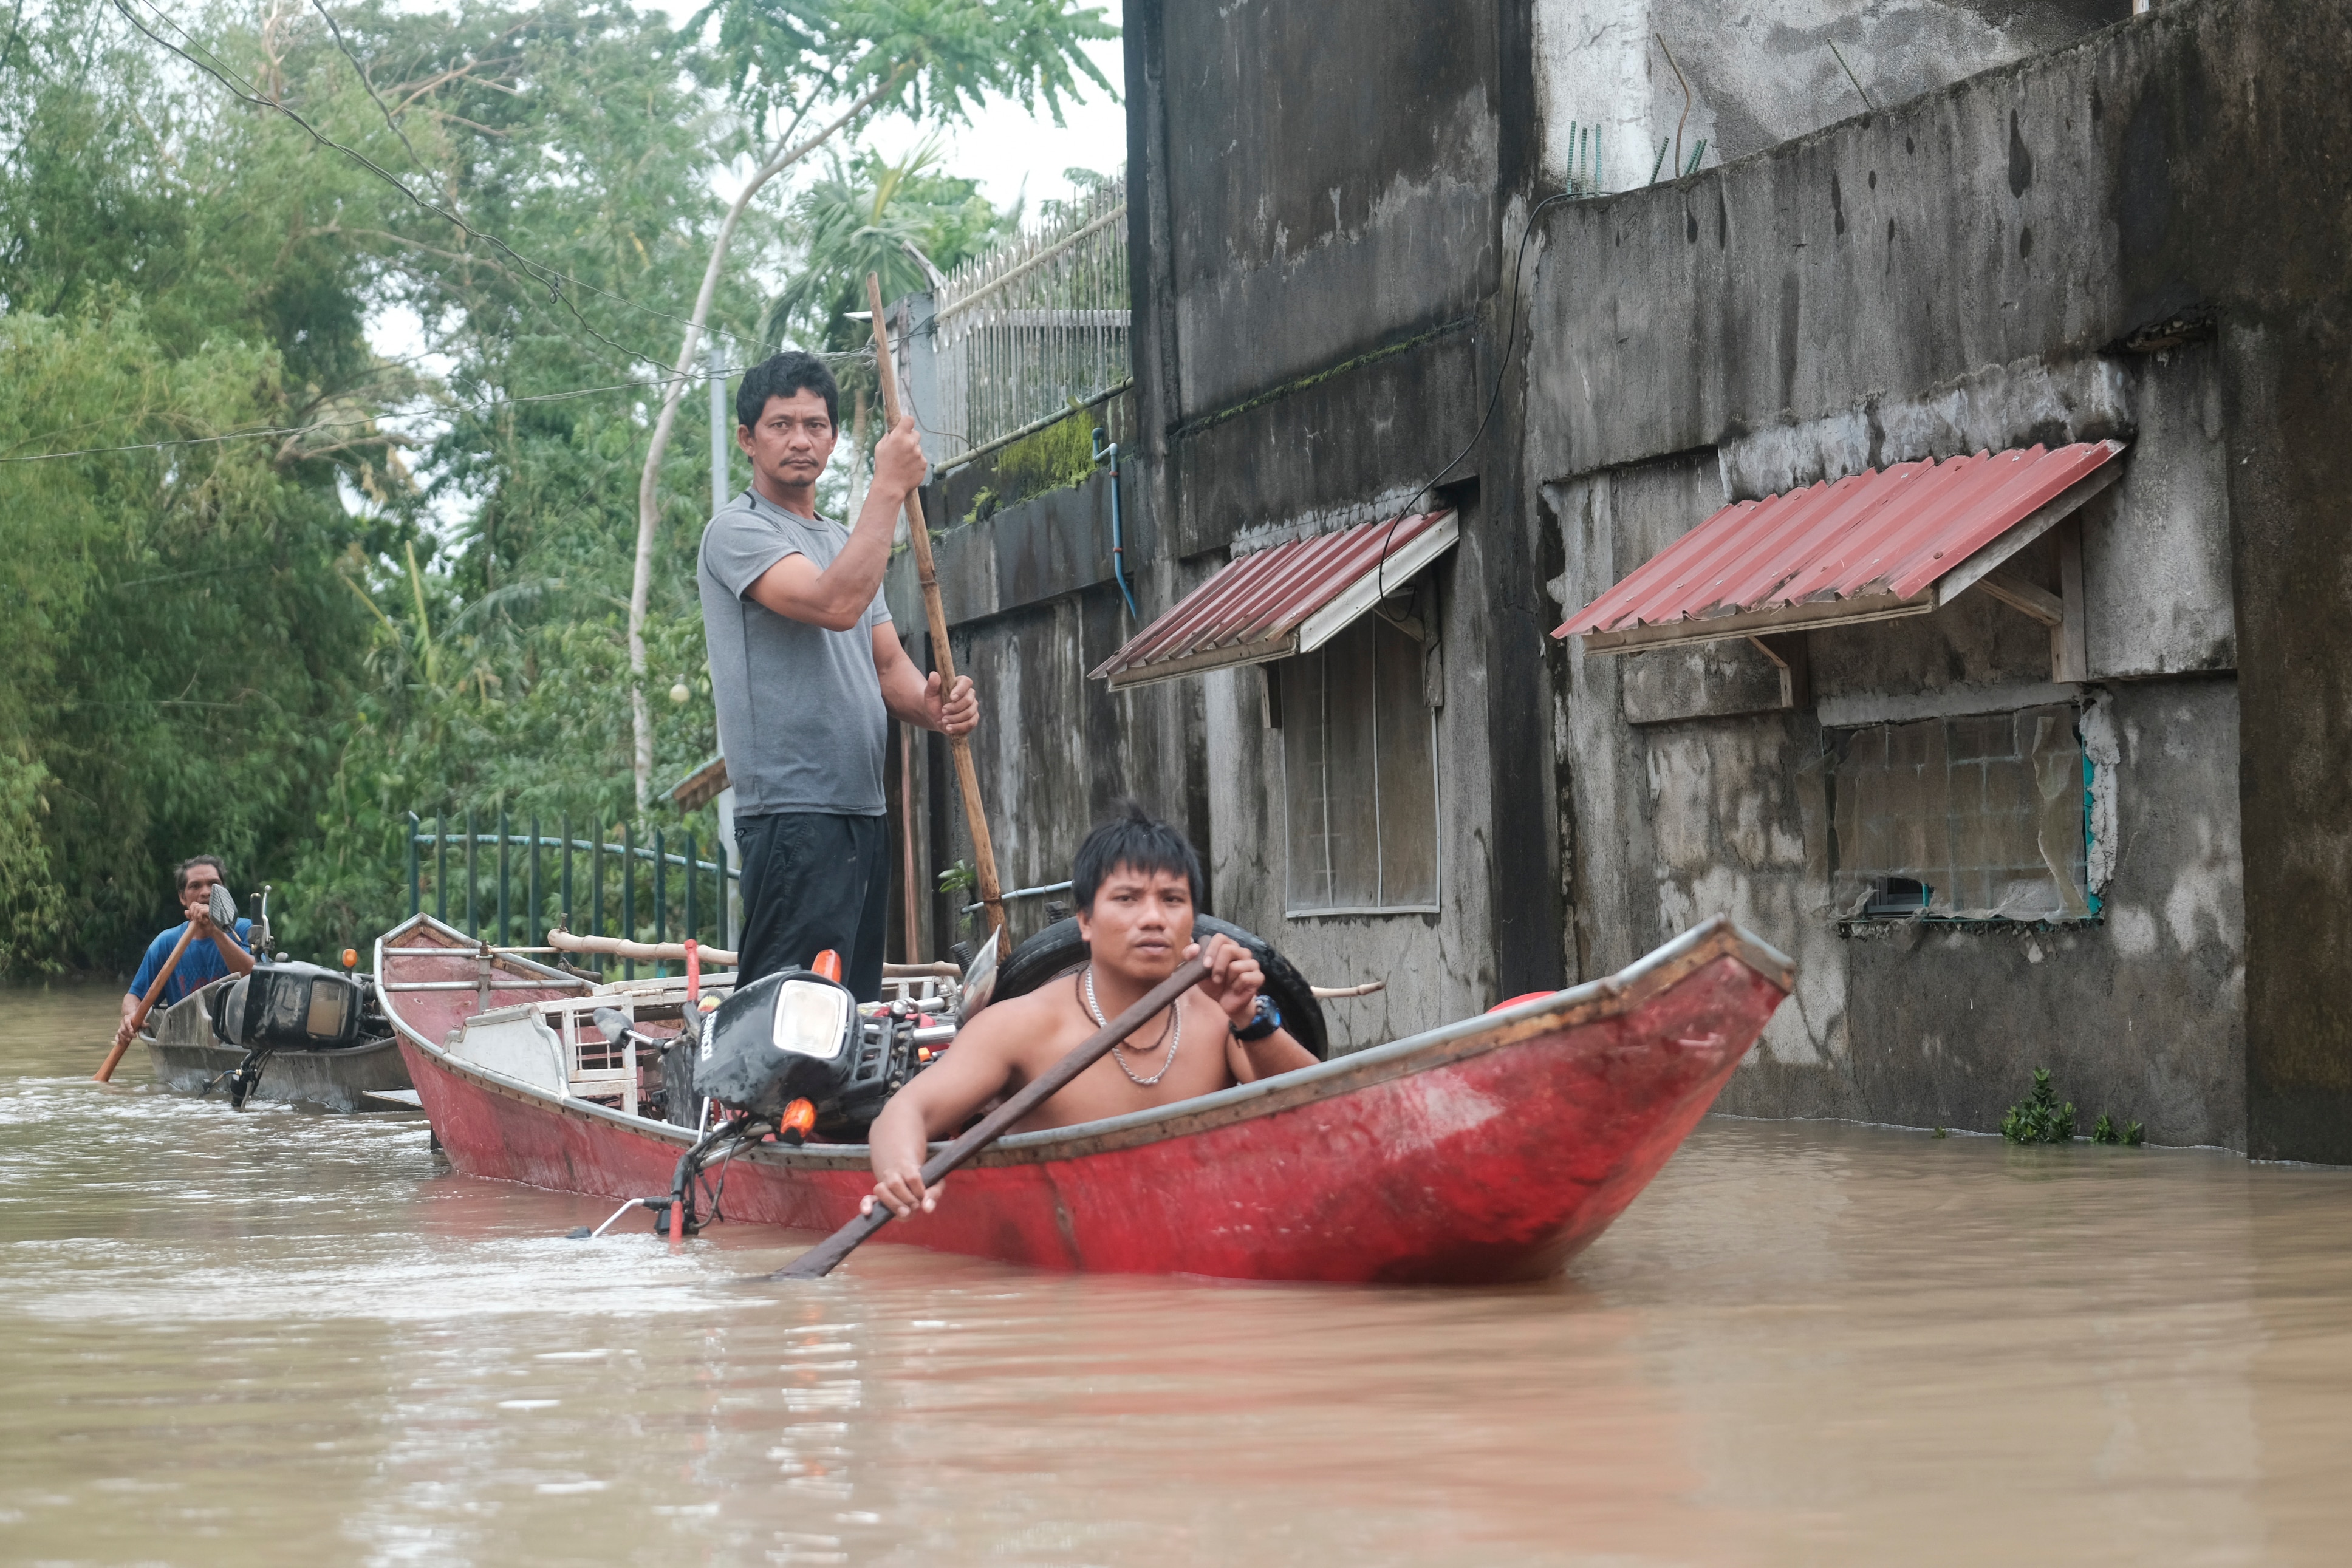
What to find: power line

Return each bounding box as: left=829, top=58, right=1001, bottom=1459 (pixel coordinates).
left=111, top=0, right=784, bottom=362
left=309, top=0, right=427, bottom=174
left=1376, top=186, right=1579, bottom=599
left=0, top=350, right=870, bottom=464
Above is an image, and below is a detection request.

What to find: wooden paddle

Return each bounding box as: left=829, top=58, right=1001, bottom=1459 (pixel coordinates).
left=773, top=955, right=1208, bottom=1280
left=864, top=273, right=1006, bottom=941
left=94, top=882, right=239, bottom=1083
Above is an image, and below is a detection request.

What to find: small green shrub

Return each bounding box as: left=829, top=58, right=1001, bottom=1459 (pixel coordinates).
left=2091, top=1113, right=2147, bottom=1147
left=2002, top=1068, right=2077, bottom=1144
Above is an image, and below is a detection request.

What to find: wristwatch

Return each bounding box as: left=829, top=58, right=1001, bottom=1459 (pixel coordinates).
left=1231, top=994, right=1283, bottom=1043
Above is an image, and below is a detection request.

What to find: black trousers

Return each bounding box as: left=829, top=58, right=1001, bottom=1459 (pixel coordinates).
left=734, top=811, right=890, bottom=1003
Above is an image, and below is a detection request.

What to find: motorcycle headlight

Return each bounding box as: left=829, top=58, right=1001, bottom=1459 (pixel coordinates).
left=772, top=978, right=850, bottom=1060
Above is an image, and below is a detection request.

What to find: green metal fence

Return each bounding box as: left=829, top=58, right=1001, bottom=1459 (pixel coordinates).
left=403, top=812, right=736, bottom=980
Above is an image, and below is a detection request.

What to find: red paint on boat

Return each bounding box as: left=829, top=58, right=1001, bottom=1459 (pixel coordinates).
left=378, top=915, right=1793, bottom=1284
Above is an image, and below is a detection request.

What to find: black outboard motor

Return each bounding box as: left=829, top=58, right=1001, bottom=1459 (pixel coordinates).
left=212, top=961, right=368, bottom=1051
left=207, top=961, right=369, bottom=1108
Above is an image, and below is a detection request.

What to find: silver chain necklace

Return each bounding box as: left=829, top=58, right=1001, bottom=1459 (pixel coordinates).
left=1079, top=966, right=1182, bottom=1086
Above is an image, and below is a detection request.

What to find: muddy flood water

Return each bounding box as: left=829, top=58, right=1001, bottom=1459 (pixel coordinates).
left=5, top=984, right=2352, bottom=1566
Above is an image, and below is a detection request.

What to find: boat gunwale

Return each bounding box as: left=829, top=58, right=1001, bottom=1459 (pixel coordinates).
left=378, top=913, right=1792, bottom=1174
left=140, top=1033, right=407, bottom=1066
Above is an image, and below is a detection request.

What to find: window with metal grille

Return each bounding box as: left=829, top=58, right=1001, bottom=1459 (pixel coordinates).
left=1829, top=704, right=2093, bottom=921
left=1274, top=616, right=1439, bottom=916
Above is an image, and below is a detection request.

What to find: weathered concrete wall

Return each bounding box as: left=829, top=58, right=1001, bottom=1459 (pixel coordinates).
left=1159, top=0, right=1500, bottom=417
left=901, top=0, right=2341, bottom=1156
left=1533, top=0, right=2130, bottom=186
left=2170, top=2, right=2352, bottom=1163
left=1548, top=452, right=2246, bottom=1142
left=1126, top=0, right=1557, bottom=1033
left=1527, top=0, right=2352, bottom=1150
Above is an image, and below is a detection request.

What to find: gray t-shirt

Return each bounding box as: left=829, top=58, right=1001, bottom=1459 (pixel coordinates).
left=698, top=489, right=892, bottom=816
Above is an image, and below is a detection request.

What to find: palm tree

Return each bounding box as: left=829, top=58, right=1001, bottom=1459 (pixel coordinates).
left=759, top=141, right=1016, bottom=520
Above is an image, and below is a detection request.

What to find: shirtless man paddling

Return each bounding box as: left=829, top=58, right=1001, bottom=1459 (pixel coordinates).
left=861, top=805, right=1319, bottom=1219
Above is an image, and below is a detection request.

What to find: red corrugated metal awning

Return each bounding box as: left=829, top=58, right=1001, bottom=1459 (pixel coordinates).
left=1555, top=441, right=2125, bottom=653
left=1092, top=510, right=1458, bottom=690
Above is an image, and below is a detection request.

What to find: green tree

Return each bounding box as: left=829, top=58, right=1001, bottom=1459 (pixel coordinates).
left=0, top=0, right=402, bottom=970
left=765, top=140, right=1014, bottom=513
left=0, top=0, right=1107, bottom=973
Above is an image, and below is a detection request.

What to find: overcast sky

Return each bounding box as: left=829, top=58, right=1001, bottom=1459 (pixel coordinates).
left=861, top=38, right=1127, bottom=213
left=663, top=11, right=1127, bottom=215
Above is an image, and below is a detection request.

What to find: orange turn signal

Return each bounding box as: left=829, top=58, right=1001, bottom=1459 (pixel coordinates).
left=812, top=949, right=843, bottom=983
left=341, top=948, right=358, bottom=969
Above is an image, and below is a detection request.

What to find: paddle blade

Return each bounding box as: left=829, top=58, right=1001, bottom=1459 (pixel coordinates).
left=956, top=928, right=1000, bottom=1024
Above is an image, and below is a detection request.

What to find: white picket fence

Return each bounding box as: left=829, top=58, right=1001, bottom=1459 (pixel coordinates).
left=927, top=177, right=1129, bottom=463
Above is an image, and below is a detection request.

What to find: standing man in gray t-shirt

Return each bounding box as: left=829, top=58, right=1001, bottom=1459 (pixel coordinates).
left=699, top=350, right=977, bottom=1001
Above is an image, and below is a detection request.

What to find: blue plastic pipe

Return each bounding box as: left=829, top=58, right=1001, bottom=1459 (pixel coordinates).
left=1093, top=426, right=1139, bottom=620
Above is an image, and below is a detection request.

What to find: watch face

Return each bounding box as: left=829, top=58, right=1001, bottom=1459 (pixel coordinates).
left=1234, top=994, right=1281, bottom=1040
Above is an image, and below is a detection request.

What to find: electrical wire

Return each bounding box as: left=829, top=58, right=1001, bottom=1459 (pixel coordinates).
left=1375, top=187, right=1578, bottom=600
left=0, top=350, right=869, bottom=463
left=111, top=0, right=784, bottom=360
left=309, top=0, right=425, bottom=174
left=109, top=0, right=655, bottom=377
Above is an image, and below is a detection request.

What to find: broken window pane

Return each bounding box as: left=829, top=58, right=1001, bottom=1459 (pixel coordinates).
left=1279, top=616, right=1440, bottom=913
left=1830, top=704, right=2090, bottom=920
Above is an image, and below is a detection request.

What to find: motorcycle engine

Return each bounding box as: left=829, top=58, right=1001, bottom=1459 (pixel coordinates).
left=696, top=968, right=952, bottom=1136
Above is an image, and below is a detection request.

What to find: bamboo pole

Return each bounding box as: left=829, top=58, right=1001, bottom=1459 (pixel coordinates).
left=901, top=721, right=922, bottom=963
left=544, top=925, right=961, bottom=978
left=866, top=273, right=1006, bottom=940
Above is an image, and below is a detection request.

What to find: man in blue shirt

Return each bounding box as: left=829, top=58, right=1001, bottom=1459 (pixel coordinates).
left=113, top=856, right=255, bottom=1051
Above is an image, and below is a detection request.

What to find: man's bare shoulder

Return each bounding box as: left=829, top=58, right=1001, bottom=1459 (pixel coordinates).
left=952, top=977, right=1080, bottom=1064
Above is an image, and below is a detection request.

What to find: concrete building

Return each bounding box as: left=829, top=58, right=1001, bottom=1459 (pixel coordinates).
left=886, top=0, right=2352, bottom=1161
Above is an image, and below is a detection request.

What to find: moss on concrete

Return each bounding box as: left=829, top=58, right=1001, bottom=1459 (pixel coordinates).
left=991, top=407, right=1099, bottom=506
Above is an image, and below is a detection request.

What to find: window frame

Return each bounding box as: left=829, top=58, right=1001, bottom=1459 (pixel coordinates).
left=1276, top=615, right=1443, bottom=921
left=1827, top=701, right=2102, bottom=930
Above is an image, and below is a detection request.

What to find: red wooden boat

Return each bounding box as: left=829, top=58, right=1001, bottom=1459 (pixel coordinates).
left=375, top=913, right=1793, bottom=1284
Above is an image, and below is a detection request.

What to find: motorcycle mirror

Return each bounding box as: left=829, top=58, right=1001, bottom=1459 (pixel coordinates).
left=207, top=883, right=239, bottom=931
left=956, top=927, right=1000, bottom=1024
left=592, top=1007, right=632, bottom=1045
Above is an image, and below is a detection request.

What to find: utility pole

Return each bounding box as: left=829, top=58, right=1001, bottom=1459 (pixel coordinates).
left=710, top=333, right=728, bottom=512
left=708, top=333, right=740, bottom=950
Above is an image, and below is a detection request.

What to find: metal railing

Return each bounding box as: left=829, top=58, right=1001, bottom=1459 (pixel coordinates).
left=928, top=176, right=1129, bottom=461
left=403, top=811, right=737, bottom=981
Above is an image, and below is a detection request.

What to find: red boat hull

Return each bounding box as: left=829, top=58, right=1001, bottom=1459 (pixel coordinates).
left=381, top=917, right=1792, bottom=1284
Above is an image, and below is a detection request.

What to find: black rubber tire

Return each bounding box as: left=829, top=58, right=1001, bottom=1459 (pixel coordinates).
left=990, top=914, right=1329, bottom=1061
